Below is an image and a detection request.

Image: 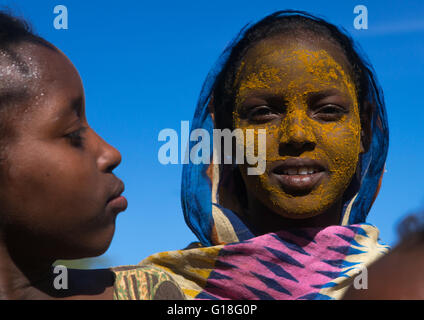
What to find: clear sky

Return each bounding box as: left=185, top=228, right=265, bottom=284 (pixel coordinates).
left=4, top=0, right=424, bottom=268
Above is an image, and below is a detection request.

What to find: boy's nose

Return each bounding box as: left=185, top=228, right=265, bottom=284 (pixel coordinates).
left=94, top=132, right=122, bottom=173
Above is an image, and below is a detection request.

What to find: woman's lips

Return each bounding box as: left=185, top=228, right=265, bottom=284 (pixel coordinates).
left=271, top=158, right=327, bottom=193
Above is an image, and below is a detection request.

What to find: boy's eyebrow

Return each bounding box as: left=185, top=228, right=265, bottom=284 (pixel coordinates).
left=69, top=96, right=83, bottom=118
left=53, top=96, right=84, bottom=123
left=57, top=96, right=83, bottom=120
left=0, top=88, right=29, bottom=108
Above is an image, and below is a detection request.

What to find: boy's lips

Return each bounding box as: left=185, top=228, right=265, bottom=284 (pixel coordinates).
left=107, top=180, right=127, bottom=213
left=271, top=158, right=327, bottom=193
left=107, top=195, right=128, bottom=212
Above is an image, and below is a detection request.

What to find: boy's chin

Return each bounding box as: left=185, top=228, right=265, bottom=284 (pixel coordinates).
left=59, top=244, right=111, bottom=261
left=59, top=226, right=115, bottom=260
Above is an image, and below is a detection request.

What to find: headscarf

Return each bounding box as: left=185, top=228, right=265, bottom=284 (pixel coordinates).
left=141, top=10, right=389, bottom=300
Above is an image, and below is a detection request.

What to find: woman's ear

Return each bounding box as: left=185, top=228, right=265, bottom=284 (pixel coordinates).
left=359, top=101, right=373, bottom=154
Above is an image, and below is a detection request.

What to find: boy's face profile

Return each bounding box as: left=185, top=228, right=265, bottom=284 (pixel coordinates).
left=0, top=42, right=127, bottom=260
left=233, top=35, right=365, bottom=222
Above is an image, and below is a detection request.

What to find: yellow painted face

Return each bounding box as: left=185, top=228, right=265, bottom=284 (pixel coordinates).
left=233, top=36, right=362, bottom=220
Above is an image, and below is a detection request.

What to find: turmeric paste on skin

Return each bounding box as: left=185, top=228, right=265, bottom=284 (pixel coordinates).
left=232, top=35, right=364, bottom=229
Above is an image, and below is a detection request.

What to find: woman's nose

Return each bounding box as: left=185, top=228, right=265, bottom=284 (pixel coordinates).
left=279, top=110, right=316, bottom=155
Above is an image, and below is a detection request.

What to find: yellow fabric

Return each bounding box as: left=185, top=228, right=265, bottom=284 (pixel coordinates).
left=112, top=265, right=185, bottom=300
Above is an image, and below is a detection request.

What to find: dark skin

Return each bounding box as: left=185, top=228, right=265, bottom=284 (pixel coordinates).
left=343, top=234, right=424, bottom=299
left=232, top=34, right=371, bottom=235
left=0, top=41, right=126, bottom=299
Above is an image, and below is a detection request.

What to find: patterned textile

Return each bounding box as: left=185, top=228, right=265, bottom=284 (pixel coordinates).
left=141, top=224, right=388, bottom=300
left=139, top=11, right=390, bottom=300
left=112, top=265, right=185, bottom=300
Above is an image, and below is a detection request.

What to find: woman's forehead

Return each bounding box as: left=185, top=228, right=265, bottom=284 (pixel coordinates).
left=235, top=36, right=356, bottom=99
left=241, top=34, right=351, bottom=71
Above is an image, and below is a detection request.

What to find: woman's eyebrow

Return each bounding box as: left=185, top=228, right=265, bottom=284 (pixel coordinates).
left=238, top=90, right=286, bottom=101
left=306, top=89, right=345, bottom=105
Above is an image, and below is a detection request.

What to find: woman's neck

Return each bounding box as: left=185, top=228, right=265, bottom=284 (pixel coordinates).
left=242, top=193, right=343, bottom=236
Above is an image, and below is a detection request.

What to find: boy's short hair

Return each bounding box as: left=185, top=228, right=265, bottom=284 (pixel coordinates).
left=396, top=211, right=424, bottom=249
left=0, top=11, right=56, bottom=148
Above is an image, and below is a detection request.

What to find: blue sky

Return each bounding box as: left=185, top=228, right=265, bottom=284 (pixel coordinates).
left=5, top=0, right=424, bottom=268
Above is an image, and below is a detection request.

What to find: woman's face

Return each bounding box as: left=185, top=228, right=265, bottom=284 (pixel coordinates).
left=233, top=35, right=364, bottom=220
left=0, top=42, right=126, bottom=259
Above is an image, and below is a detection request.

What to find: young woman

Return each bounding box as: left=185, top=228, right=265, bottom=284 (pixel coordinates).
left=140, top=10, right=390, bottom=300
left=0, top=12, right=183, bottom=300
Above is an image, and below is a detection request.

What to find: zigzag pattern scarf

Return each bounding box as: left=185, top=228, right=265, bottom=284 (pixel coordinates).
left=140, top=224, right=388, bottom=300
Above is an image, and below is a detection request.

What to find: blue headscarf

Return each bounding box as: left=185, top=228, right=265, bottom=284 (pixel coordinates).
left=181, top=10, right=389, bottom=247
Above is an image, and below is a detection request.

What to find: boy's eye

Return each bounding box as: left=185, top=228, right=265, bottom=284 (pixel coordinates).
left=314, top=104, right=347, bottom=121
left=247, top=106, right=279, bottom=123
left=65, top=127, right=87, bottom=148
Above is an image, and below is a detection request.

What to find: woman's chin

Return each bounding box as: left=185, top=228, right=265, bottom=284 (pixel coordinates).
left=273, top=208, right=325, bottom=220
left=266, top=195, right=335, bottom=221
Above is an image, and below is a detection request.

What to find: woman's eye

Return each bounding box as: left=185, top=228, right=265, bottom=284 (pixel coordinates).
left=247, top=106, right=278, bottom=122
left=65, top=127, right=87, bottom=148
left=314, top=104, right=347, bottom=121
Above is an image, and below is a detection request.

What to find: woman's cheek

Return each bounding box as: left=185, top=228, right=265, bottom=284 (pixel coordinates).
left=264, top=123, right=281, bottom=162
left=320, top=120, right=361, bottom=190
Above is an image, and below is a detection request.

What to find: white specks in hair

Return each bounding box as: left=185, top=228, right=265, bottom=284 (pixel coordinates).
left=0, top=48, right=41, bottom=93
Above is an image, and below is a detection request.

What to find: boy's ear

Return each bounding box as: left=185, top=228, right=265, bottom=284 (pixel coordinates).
left=359, top=101, right=373, bottom=154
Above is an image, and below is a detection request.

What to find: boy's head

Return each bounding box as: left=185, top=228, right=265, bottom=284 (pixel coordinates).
left=0, top=12, right=55, bottom=147
left=0, top=12, right=127, bottom=262
left=343, top=212, right=424, bottom=299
